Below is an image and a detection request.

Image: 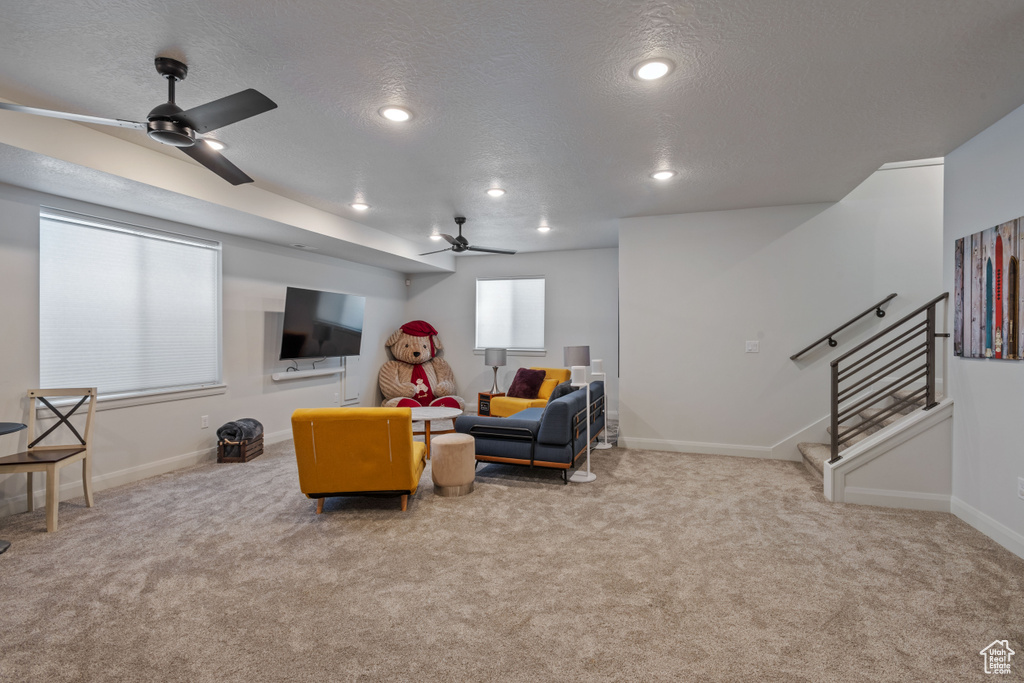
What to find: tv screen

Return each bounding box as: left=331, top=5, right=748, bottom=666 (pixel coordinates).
left=280, top=287, right=365, bottom=360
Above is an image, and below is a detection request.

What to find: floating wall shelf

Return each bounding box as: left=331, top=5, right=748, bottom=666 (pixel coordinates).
left=271, top=367, right=344, bottom=382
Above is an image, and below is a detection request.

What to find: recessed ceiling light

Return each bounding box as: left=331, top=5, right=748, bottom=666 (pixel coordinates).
left=379, top=106, right=412, bottom=122
left=632, top=59, right=674, bottom=81
left=430, top=234, right=443, bottom=241
left=651, top=170, right=677, bottom=180
left=538, top=225, right=551, bottom=233
left=486, top=188, right=506, bottom=197
left=203, top=138, right=226, bottom=151
left=350, top=202, right=370, bottom=211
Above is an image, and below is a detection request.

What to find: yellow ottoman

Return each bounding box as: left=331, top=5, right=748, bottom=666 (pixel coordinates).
left=431, top=433, right=476, bottom=497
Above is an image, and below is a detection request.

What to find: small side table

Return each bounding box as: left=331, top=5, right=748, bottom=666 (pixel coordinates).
left=409, top=406, right=463, bottom=459
left=478, top=392, right=504, bottom=417
left=0, top=422, right=27, bottom=556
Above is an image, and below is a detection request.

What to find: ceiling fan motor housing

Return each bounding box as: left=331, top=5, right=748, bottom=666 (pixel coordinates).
left=146, top=101, right=194, bottom=147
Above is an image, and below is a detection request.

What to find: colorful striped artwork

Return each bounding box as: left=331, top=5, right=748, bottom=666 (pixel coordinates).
left=954, top=219, right=1023, bottom=360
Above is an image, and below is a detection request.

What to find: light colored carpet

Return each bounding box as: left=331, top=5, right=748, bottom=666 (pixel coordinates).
left=0, top=443, right=1021, bottom=682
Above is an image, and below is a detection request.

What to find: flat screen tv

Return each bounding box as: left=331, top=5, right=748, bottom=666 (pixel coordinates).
left=279, top=287, right=366, bottom=360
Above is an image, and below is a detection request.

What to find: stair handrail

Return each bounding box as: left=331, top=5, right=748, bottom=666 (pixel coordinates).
left=828, top=292, right=948, bottom=463
left=790, top=293, right=898, bottom=360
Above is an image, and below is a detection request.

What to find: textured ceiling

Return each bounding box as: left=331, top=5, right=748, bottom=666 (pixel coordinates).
left=2, top=0, right=1024, bottom=259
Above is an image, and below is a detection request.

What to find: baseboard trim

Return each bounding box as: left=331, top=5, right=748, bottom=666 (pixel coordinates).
left=843, top=487, right=951, bottom=512
left=770, top=415, right=829, bottom=461
left=951, top=496, right=1024, bottom=561
left=618, top=437, right=788, bottom=460
left=0, top=428, right=292, bottom=516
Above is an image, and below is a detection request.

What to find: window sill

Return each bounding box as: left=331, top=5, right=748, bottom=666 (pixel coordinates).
left=39, top=384, right=227, bottom=415
left=473, top=348, right=548, bottom=357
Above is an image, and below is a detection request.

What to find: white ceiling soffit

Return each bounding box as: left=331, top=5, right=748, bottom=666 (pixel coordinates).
left=0, top=104, right=455, bottom=273
left=0, top=0, right=1023, bottom=257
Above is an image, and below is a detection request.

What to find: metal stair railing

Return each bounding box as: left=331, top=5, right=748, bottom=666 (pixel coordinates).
left=791, top=293, right=897, bottom=360
left=828, top=293, right=949, bottom=463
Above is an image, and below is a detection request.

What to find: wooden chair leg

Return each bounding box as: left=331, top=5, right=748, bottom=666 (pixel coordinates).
left=82, top=455, right=94, bottom=507
left=400, top=494, right=408, bottom=511
left=45, top=464, right=58, bottom=532
left=316, top=498, right=325, bottom=515
left=26, top=471, right=34, bottom=512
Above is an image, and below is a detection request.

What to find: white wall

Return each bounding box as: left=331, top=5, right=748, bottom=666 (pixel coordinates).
left=0, top=185, right=408, bottom=513
left=944, top=103, right=1024, bottom=557
left=618, top=164, right=944, bottom=458
left=404, top=248, right=619, bottom=415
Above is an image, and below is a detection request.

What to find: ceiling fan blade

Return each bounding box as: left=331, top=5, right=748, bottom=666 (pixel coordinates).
left=466, top=245, right=518, bottom=255
left=0, top=101, right=147, bottom=130
left=440, top=234, right=459, bottom=246
left=174, top=89, right=277, bottom=133
left=419, top=247, right=454, bottom=256
left=178, top=143, right=253, bottom=185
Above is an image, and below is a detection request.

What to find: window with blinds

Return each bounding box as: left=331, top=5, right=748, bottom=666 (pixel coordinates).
left=475, top=277, right=545, bottom=351
left=39, top=210, right=222, bottom=398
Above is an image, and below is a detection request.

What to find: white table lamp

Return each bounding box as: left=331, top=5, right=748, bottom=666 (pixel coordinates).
left=563, top=345, right=596, bottom=483
left=589, top=359, right=611, bottom=449
left=484, top=348, right=507, bottom=394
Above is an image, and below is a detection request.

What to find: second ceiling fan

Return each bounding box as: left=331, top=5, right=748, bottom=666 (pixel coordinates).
left=420, top=216, right=517, bottom=256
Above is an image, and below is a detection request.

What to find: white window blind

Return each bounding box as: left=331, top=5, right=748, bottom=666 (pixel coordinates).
left=39, top=211, right=222, bottom=398
left=476, top=277, right=545, bottom=350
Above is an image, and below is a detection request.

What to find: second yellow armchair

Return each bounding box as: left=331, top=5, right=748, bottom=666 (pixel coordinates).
left=489, top=367, right=571, bottom=417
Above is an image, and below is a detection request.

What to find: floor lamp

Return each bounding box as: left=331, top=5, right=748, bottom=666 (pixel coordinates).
left=564, top=345, right=596, bottom=483
left=590, top=359, right=612, bottom=450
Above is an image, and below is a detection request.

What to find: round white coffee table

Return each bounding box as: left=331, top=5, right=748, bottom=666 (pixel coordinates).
left=409, top=406, right=463, bottom=459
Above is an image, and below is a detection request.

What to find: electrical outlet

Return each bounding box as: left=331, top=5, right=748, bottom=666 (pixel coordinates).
left=201, top=415, right=209, bottom=429
left=745, top=341, right=759, bottom=353
left=1018, top=477, right=1024, bottom=501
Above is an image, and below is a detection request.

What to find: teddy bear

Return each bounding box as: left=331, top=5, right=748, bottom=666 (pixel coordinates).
left=378, top=320, right=465, bottom=410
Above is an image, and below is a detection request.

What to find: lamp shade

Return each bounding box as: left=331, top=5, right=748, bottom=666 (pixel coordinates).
left=484, top=348, right=507, bottom=367
left=563, top=345, right=591, bottom=368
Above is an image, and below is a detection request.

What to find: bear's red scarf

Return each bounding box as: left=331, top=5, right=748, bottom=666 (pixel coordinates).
left=410, top=364, right=435, bottom=405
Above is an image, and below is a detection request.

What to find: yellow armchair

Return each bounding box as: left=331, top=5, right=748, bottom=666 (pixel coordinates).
left=489, top=367, right=571, bottom=417
left=291, top=407, right=427, bottom=513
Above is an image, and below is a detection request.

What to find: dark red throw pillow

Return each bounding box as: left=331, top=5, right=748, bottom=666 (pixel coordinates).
left=506, top=368, right=547, bottom=399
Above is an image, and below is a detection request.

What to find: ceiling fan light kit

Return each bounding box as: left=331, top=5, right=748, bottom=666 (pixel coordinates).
left=0, top=56, right=277, bottom=185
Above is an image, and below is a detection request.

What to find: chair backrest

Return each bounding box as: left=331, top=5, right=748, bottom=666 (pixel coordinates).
left=530, top=367, right=571, bottom=401
left=291, top=407, right=420, bottom=495
left=26, top=388, right=97, bottom=452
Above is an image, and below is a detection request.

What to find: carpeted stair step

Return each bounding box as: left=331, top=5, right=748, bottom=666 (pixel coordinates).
left=797, top=442, right=831, bottom=478
left=826, top=419, right=883, bottom=448
left=890, top=388, right=943, bottom=415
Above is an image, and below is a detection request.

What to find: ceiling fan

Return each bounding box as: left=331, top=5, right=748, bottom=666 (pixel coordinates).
left=0, top=57, right=277, bottom=185
left=420, top=216, right=517, bottom=256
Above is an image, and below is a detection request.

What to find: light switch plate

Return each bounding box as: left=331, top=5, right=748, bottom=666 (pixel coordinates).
left=745, top=341, right=760, bottom=353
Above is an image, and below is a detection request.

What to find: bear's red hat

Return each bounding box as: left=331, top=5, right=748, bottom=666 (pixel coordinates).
left=401, top=320, right=439, bottom=355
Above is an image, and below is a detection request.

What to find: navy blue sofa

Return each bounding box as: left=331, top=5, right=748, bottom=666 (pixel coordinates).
left=454, top=381, right=605, bottom=484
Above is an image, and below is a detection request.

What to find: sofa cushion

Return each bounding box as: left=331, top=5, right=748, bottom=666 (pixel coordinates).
left=507, top=368, right=546, bottom=399
left=547, top=380, right=574, bottom=403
